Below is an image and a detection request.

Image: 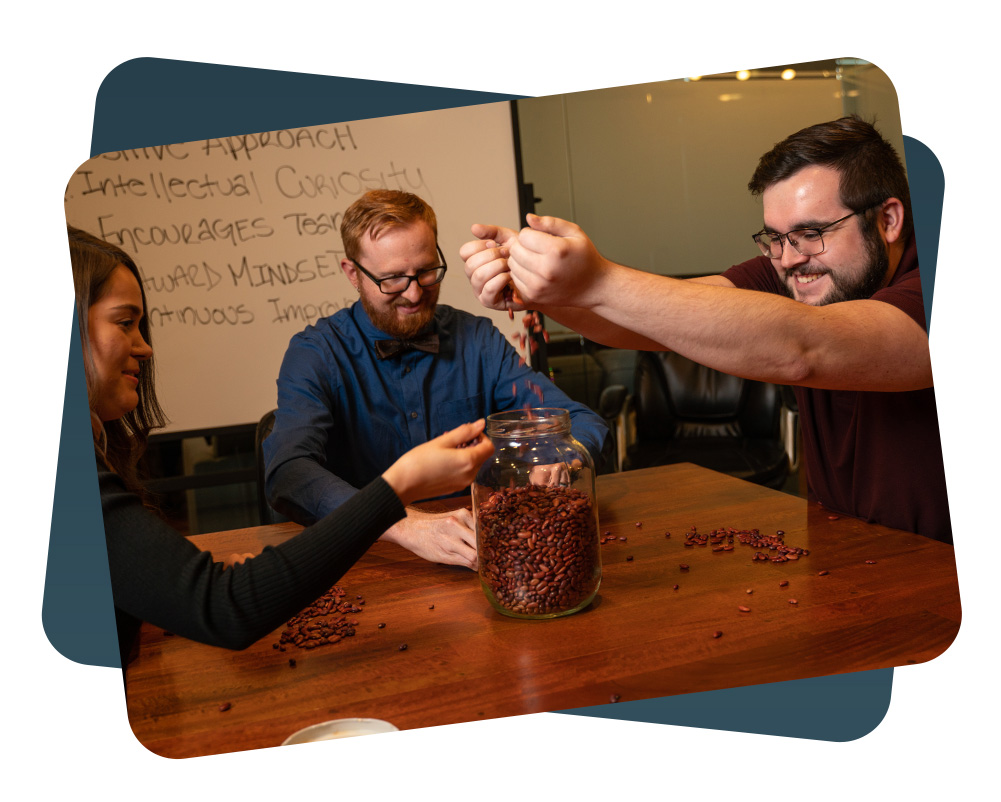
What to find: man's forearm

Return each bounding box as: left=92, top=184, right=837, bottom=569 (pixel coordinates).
left=579, top=263, right=931, bottom=391
left=539, top=304, right=667, bottom=351
left=267, top=457, right=361, bottom=525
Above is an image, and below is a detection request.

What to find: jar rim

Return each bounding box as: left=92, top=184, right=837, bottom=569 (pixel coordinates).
left=486, top=408, right=570, bottom=437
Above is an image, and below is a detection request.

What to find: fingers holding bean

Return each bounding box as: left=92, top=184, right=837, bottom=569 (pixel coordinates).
left=382, top=421, right=494, bottom=506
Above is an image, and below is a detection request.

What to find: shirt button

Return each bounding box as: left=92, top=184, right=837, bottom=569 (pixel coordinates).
left=410, top=412, right=418, bottom=419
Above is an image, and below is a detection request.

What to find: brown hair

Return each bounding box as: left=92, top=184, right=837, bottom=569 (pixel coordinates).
left=340, top=190, right=437, bottom=262
left=748, top=115, right=913, bottom=242
left=68, top=225, right=166, bottom=497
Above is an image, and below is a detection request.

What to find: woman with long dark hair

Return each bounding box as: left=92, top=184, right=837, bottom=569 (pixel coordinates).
left=68, top=225, right=493, bottom=668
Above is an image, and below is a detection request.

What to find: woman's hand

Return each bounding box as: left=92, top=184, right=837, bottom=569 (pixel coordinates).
left=223, top=552, right=255, bottom=569
left=382, top=420, right=494, bottom=507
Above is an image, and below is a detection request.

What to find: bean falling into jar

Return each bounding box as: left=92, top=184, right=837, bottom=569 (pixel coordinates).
left=473, top=409, right=601, bottom=619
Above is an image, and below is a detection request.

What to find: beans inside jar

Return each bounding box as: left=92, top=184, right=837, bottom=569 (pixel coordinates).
left=476, top=485, right=601, bottom=618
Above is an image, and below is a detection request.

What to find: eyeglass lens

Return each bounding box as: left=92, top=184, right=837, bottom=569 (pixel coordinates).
left=756, top=230, right=825, bottom=258
left=379, top=267, right=446, bottom=293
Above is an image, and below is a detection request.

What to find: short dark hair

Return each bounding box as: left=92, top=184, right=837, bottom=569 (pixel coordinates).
left=68, top=225, right=166, bottom=497
left=748, top=115, right=913, bottom=242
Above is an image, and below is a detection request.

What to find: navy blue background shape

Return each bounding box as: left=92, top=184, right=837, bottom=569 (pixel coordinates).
left=43, top=57, right=944, bottom=742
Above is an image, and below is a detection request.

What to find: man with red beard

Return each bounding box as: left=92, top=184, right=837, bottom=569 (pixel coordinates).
left=461, top=117, right=951, bottom=543
left=264, top=190, right=611, bottom=568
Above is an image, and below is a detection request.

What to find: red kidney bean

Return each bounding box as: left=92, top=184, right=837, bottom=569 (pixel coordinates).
left=673, top=584, right=679, bottom=590
left=713, top=631, right=723, bottom=639
left=818, top=570, right=829, bottom=576
left=827, top=515, right=840, bottom=521
left=679, top=564, right=690, bottom=570
left=865, top=560, right=877, bottom=565
left=218, top=702, right=231, bottom=712
left=398, top=644, right=408, bottom=651
left=626, top=556, right=634, bottom=562
left=738, top=606, right=751, bottom=613
left=788, top=599, right=798, bottom=604
left=428, top=604, right=435, bottom=610
left=610, top=694, right=622, bottom=703
left=779, top=580, right=789, bottom=587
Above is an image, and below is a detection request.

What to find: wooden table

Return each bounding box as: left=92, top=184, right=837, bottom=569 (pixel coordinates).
left=125, top=464, right=961, bottom=758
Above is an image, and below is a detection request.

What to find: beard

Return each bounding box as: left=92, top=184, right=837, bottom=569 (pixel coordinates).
left=781, top=228, right=889, bottom=306
left=360, top=286, right=439, bottom=339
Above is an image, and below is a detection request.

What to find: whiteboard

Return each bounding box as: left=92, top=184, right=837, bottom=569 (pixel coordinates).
left=64, top=102, right=521, bottom=433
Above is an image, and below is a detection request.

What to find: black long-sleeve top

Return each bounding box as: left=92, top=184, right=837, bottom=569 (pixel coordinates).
left=101, top=468, right=405, bottom=668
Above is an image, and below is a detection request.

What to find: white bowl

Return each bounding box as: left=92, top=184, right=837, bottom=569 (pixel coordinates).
left=282, top=718, right=399, bottom=745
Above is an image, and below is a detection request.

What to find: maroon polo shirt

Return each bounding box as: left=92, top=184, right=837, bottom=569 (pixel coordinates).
left=722, top=237, right=952, bottom=543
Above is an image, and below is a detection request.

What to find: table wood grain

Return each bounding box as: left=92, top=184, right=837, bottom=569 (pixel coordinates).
left=124, top=464, right=960, bottom=758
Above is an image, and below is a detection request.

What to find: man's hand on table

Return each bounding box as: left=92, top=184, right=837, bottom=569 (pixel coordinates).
left=381, top=507, right=478, bottom=570
left=529, top=459, right=584, bottom=487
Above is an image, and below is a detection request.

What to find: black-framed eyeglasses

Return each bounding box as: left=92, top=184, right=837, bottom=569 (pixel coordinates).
left=751, top=202, right=883, bottom=259
left=352, top=244, right=448, bottom=294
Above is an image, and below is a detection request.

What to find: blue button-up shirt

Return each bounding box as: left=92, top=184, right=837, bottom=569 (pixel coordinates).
left=264, top=302, right=612, bottom=525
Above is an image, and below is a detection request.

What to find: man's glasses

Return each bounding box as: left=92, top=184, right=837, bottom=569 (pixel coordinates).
left=751, top=202, right=882, bottom=259
left=352, top=244, right=448, bottom=294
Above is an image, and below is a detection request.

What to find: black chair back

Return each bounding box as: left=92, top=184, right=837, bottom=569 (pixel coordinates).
left=254, top=409, right=278, bottom=524
left=626, top=352, right=789, bottom=489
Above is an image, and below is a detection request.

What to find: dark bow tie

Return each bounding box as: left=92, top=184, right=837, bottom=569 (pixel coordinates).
left=374, top=332, right=440, bottom=360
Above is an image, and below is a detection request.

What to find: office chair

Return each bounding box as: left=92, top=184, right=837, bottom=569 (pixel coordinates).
left=254, top=409, right=280, bottom=525
left=624, top=351, right=791, bottom=489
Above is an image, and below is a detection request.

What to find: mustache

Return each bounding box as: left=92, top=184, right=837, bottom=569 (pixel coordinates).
left=393, top=295, right=430, bottom=308
left=785, top=264, right=829, bottom=278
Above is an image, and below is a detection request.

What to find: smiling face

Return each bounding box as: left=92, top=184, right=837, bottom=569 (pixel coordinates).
left=341, top=220, right=441, bottom=338
left=762, top=165, right=890, bottom=306
left=87, top=264, right=153, bottom=422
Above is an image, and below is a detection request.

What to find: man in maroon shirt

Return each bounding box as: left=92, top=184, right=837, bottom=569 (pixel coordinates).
left=460, top=116, right=951, bottom=543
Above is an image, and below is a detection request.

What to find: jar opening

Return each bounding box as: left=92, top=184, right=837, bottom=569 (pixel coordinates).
left=486, top=408, right=570, bottom=438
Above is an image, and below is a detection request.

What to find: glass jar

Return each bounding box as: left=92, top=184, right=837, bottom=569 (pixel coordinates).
left=472, top=408, right=601, bottom=619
